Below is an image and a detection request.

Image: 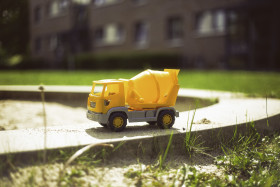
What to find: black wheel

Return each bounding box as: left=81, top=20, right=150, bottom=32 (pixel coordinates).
left=157, top=110, right=175, bottom=129
left=99, top=123, right=107, bottom=127
left=148, top=121, right=157, bottom=126
left=108, top=112, right=127, bottom=132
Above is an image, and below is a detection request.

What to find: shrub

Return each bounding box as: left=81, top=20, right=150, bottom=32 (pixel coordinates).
left=15, top=56, right=47, bottom=69
left=73, top=52, right=182, bottom=70
left=0, top=55, right=47, bottom=70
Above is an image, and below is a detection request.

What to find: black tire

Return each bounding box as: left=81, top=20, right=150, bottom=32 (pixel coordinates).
left=157, top=110, right=175, bottom=129
left=148, top=121, right=157, bottom=126
left=108, top=112, right=127, bottom=132
left=99, top=123, right=107, bottom=127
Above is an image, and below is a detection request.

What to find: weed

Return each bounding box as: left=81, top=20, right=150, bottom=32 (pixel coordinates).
left=124, top=159, right=153, bottom=186
left=58, top=143, right=114, bottom=186
left=136, top=141, right=146, bottom=159
left=0, top=154, right=17, bottom=176
left=62, top=143, right=113, bottom=170
left=216, top=125, right=280, bottom=186
left=158, top=131, right=174, bottom=170
left=24, top=168, right=37, bottom=187
left=266, top=95, right=269, bottom=127
left=39, top=85, right=47, bottom=164
left=112, top=141, right=126, bottom=152
left=172, top=132, right=280, bottom=186
left=59, top=168, right=86, bottom=187
left=185, top=104, right=209, bottom=158
left=174, top=165, right=225, bottom=186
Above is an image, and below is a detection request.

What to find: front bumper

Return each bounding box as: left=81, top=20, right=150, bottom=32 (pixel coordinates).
left=87, top=110, right=107, bottom=124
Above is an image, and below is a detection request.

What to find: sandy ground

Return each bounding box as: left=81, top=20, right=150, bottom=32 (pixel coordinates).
left=0, top=154, right=222, bottom=187
left=0, top=100, right=87, bottom=131
left=0, top=98, right=211, bottom=131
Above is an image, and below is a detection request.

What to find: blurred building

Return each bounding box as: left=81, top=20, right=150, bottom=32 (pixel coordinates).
left=29, top=0, right=90, bottom=68
left=30, top=0, right=280, bottom=70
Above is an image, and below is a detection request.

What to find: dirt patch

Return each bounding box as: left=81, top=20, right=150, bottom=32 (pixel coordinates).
left=195, top=118, right=212, bottom=124
left=0, top=154, right=223, bottom=187
left=0, top=100, right=87, bottom=130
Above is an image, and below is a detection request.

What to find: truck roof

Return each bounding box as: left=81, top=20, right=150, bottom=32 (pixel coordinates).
left=93, top=79, right=124, bottom=84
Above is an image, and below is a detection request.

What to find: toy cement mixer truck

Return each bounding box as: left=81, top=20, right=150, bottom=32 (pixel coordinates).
left=87, top=69, right=180, bottom=132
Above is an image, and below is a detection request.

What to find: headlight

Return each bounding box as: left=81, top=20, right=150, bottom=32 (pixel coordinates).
left=90, top=101, right=96, bottom=108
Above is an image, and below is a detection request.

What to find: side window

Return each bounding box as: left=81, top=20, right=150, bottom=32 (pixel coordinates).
left=104, top=84, right=120, bottom=97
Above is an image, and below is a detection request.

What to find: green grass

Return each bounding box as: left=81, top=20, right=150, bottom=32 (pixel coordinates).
left=123, top=133, right=280, bottom=186
left=179, top=71, right=280, bottom=98
left=0, top=70, right=279, bottom=98
left=213, top=129, right=280, bottom=186
left=0, top=70, right=139, bottom=86
left=122, top=124, right=280, bottom=187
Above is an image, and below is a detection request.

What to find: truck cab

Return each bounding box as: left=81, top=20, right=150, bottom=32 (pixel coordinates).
left=87, top=80, right=125, bottom=114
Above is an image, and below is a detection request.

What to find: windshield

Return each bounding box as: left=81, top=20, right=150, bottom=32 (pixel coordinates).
left=91, top=83, right=104, bottom=96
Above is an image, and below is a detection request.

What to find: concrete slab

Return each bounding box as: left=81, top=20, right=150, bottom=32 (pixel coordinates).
left=0, top=85, right=91, bottom=93
left=0, top=85, right=244, bottom=98
left=0, top=86, right=280, bottom=155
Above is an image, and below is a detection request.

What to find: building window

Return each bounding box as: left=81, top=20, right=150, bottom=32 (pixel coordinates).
left=34, top=6, right=42, bottom=24
left=94, top=0, right=122, bottom=7
left=48, top=0, right=69, bottom=17
left=167, top=17, right=184, bottom=40
left=59, top=0, right=69, bottom=9
left=214, top=10, right=226, bottom=32
left=49, top=35, right=59, bottom=51
left=50, top=1, right=59, bottom=17
left=94, top=28, right=104, bottom=44
left=94, top=24, right=124, bottom=45
left=131, top=0, right=147, bottom=5
left=195, top=10, right=226, bottom=35
left=134, top=21, right=148, bottom=47
left=34, top=37, right=42, bottom=53
left=106, top=24, right=124, bottom=44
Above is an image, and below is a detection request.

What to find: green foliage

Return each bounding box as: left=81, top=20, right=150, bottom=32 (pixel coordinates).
left=123, top=131, right=280, bottom=187
left=0, top=154, right=16, bottom=176
left=0, top=0, right=29, bottom=56
left=158, top=131, right=173, bottom=170
left=25, top=168, right=36, bottom=187
left=185, top=108, right=196, bottom=157
left=73, top=52, right=181, bottom=70
left=185, top=103, right=209, bottom=158
left=59, top=168, right=86, bottom=187
left=174, top=165, right=226, bottom=186
left=215, top=126, right=280, bottom=186
left=0, top=56, right=47, bottom=70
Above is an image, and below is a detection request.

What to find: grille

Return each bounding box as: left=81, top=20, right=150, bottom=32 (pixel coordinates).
left=90, top=101, right=96, bottom=108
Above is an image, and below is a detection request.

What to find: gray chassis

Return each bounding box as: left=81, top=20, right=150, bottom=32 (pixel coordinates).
left=87, top=107, right=179, bottom=124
